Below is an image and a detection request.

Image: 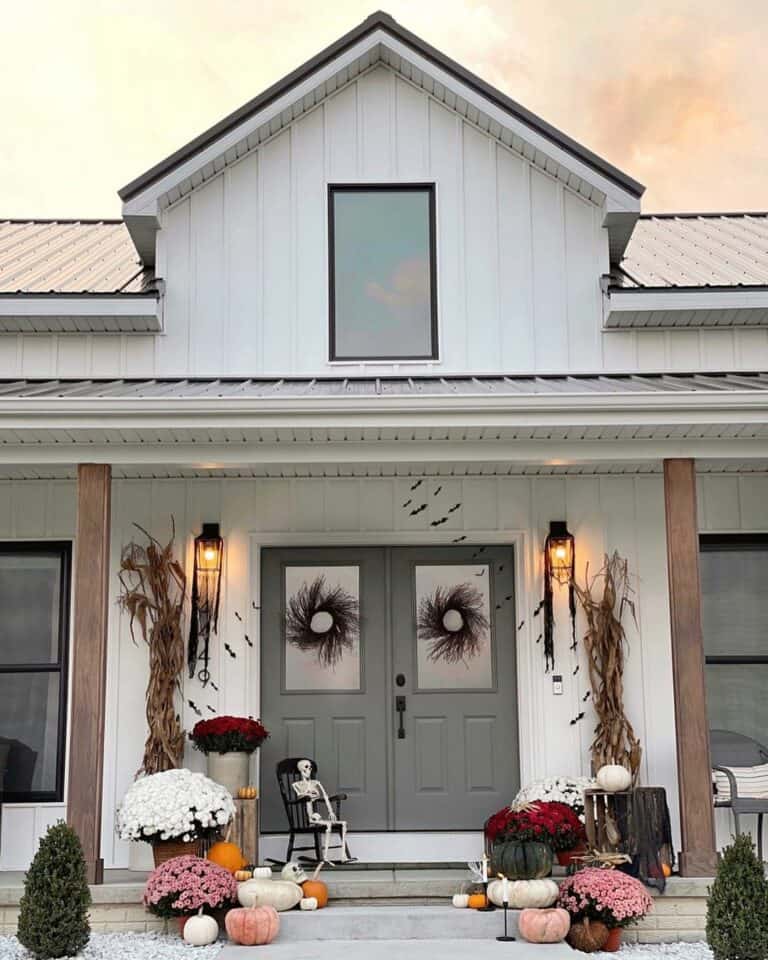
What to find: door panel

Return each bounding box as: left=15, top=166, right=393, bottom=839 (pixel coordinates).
left=260, top=547, right=389, bottom=832
left=390, top=546, right=518, bottom=829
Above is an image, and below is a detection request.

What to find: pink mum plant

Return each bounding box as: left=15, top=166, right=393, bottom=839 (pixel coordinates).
left=558, top=867, right=653, bottom=928
left=143, top=855, right=238, bottom=918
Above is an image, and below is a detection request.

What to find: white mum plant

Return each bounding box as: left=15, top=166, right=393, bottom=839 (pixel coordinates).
left=117, top=768, right=235, bottom=843
left=514, top=776, right=594, bottom=819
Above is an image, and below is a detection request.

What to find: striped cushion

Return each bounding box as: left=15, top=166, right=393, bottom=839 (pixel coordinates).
left=713, top=764, right=768, bottom=802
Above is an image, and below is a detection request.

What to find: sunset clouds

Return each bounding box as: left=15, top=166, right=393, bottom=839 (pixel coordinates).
left=1, top=0, right=765, bottom=217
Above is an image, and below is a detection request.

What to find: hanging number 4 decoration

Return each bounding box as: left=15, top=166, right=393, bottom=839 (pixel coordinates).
left=188, top=523, right=223, bottom=686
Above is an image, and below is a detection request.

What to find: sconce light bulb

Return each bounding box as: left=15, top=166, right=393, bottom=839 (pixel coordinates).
left=554, top=545, right=567, bottom=560
left=203, top=547, right=217, bottom=562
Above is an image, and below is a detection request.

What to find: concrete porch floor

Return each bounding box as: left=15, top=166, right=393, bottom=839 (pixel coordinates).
left=218, top=940, right=573, bottom=959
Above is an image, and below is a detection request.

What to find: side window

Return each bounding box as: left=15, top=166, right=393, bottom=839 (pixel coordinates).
left=329, top=184, right=438, bottom=361
left=0, top=543, right=71, bottom=802
left=700, top=534, right=768, bottom=744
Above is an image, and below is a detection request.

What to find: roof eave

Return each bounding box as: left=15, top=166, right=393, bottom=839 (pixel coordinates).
left=117, top=11, right=644, bottom=207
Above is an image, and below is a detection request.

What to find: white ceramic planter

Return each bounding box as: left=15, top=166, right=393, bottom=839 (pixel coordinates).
left=207, top=751, right=250, bottom=796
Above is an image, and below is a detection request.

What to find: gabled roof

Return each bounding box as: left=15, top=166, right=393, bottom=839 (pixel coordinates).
left=0, top=220, right=156, bottom=294
left=119, top=11, right=644, bottom=209
left=614, top=212, right=768, bottom=290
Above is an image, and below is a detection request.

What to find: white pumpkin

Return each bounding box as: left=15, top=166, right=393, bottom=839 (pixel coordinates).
left=251, top=866, right=273, bottom=879
left=596, top=764, right=632, bottom=793
left=183, top=909, right=219, bottom=946
left=487, top=879, right=559, bottom=909
left=452, top=894, right=469, bottom=908
left=237, top=877, right=303, bottom=912
left=300, top=896, right=318, bottom=911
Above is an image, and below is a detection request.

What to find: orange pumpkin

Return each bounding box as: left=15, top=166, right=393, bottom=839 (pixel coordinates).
left=237, top=786, right=258, bottom=800
left=207, top=841, right=247, bottom=873
left=225, top=906, right=280, bottom=946
left=234, top=869, right=253, bottom=882
left=468, top=893, right=488, bottom=909
left=662, top=863, right=672, bottom=878
left=302, top=879, right=329, bottom=909
left=518, top=908, right=571, bottom=943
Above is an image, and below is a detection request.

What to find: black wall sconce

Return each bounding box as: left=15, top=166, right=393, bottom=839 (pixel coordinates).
left=187, top=522, right=223, bottom=686
left=543, top=521, right=576, bottom=671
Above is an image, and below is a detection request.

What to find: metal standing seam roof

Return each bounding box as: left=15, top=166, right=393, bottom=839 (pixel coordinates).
left=0, top=373, right=765, bottom=400
left=0, top=220, right=157, bottom=295
left=615, top=213, right=768, bottom=290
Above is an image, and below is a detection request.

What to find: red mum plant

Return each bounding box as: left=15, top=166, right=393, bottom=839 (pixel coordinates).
left=485, top=800, right=586, bottom=852
left=190, top=716, right=269, bottom=755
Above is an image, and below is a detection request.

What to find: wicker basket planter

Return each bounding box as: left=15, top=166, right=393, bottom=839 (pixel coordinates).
left=152, top=839, right=201, bottom=867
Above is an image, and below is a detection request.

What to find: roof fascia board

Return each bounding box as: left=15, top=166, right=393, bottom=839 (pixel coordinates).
left=0, top=296, right=159, bottom=317
left=607, top=288, right=768, bottom=327
left=122, top=29, right=641, bottom=219
left=0, top=390, right=766, bottom=425
left=0, top=438, right=763, bottom=469
left=0, top=295, right=161, bottom=333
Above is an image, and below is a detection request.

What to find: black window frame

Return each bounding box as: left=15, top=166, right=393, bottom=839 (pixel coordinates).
left=327, top=183, right=439, bottom=362
left=700, top=533, right=768, bottom=668
left=0, top=540, right=72, bottom=803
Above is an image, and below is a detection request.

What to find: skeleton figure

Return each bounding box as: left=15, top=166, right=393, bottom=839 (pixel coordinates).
left=291, top=758, right=349, bottom=863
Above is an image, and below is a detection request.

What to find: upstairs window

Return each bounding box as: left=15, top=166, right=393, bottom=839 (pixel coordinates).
left=329, top=185, right=438, bottom=361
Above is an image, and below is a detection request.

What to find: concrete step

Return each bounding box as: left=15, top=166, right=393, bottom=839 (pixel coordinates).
left=219, top=935, right=572, bottom=959
left=266, top=905, right=522, bottom=941
left=323, top=868, right=467, bottom=901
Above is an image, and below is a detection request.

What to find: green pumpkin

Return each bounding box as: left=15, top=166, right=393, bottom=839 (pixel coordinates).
left=490, top=840, right=553, bottom=880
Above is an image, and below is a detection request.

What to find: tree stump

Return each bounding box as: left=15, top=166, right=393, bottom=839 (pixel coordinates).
left=232, top=797, right=259, bottom=866
left=583, top=787, right=673, bottom=891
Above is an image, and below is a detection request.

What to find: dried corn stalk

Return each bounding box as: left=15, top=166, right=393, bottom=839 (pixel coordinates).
left=119, top=521, right=187, bottom=775
left=572, top=551, right=642, bottom=779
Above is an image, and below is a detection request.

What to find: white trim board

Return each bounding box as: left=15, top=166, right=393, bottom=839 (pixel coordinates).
left=0, top=296, right=161, bottom=333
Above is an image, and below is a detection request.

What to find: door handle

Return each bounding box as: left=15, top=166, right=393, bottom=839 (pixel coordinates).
left=396, top=695, right=406, bottom=740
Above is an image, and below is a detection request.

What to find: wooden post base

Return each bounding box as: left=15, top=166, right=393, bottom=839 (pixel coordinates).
left=86, top=858, right=104, bottom=885
left=678, top=849, right=718, bottom=877
left=232, top=798, right=259, bottom=866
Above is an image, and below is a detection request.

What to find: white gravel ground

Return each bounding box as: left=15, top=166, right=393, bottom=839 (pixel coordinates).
left=0, top=932, right=222, bottom=960
left=0, top=934, right=713, bottom=959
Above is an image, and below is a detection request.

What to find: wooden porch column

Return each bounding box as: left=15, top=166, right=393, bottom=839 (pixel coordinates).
left=663, top=458, right=717, bottom=876
left=67, top=464, right=111, bottom=884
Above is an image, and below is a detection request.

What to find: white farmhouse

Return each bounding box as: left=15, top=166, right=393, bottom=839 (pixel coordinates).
left=0, top=12, right=766, bottom=889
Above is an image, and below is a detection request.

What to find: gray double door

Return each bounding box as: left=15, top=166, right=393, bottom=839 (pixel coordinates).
left=260, top=545, right=519, bottom=833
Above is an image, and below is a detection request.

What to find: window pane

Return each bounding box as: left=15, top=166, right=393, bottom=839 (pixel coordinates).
left=332, top=189, right=435, bottom=359
left=0, top=672, right=61, bottom=795
left=0, top=553, right=62, bottom=665
left=701, top=546, right=768, bottom=658
left=705, top=664, right=768, bottom=745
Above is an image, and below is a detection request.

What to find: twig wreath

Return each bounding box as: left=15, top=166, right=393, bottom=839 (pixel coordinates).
left=417, top=582, right=490, bottom=664
left=285, top=575, right=359, bottom=668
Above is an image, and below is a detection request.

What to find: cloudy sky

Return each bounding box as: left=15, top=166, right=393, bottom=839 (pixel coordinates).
left=2, top=0, right=765, bottom=218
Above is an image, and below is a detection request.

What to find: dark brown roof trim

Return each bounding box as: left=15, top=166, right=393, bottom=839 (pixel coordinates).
left=118, top=11, right=644, bottom=202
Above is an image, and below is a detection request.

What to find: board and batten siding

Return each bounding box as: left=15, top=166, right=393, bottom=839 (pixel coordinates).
left=2, top=67, right=768, bottom=378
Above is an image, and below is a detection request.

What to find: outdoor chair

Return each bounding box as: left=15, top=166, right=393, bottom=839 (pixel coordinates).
left=711, top=729, right=768, bottom=861
left=276, top=757, right=352, bottom=863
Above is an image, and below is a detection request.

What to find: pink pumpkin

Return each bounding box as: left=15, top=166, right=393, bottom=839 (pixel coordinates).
left=518, top=907, right=571, bottom=944
left=225, top=906, right=280, bottom=946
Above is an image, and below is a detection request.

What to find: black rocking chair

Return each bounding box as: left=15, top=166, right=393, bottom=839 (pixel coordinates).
left=276, top=757, right=353, bottom=863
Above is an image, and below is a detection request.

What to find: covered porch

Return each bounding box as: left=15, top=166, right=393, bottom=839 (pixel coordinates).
left=0, top=374, right=766, bottom=882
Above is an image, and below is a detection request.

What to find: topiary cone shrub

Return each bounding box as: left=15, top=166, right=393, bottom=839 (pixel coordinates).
left=17, top=821, right=91, bottom=959
left=706, top=832, right=768, bottom=960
